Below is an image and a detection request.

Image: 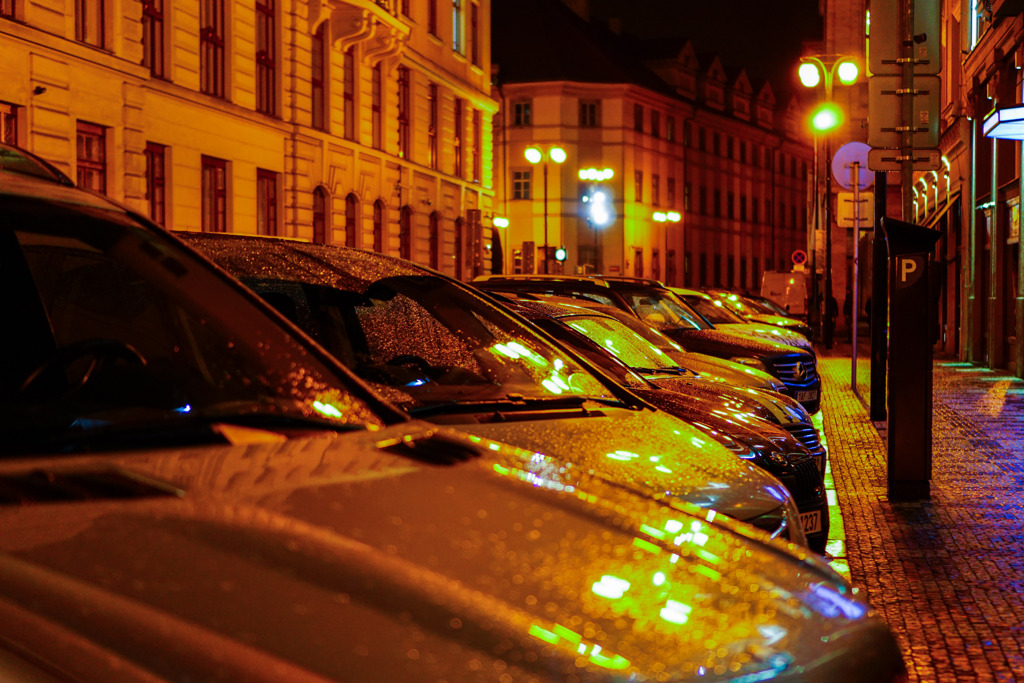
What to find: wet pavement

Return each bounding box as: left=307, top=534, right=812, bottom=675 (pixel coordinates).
left=817, top=341, right=1024, bottom=682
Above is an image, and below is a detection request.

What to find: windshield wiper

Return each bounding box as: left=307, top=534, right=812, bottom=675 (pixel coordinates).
left=407, top=394, right=624, bottom=419
left=0, top=404, right=364, bottom=456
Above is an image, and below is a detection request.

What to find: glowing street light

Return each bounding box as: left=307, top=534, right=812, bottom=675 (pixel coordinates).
left=798, top=54, right=859, bottom=350
left=525, top=146, right=567, bottom=273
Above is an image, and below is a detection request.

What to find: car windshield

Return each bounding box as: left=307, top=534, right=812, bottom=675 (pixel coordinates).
left=747, top=296, right=788, bottom=316
left=682, top=295, right=747, bottom=325
left=617, top=288, right=711, bottom=331
left=180, top=237, right=615, bottom=412
left=1, top=197, right=386, bottom=453
left=560, top=315, right=681, bottom=374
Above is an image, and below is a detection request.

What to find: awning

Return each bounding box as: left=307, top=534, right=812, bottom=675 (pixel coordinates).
left=923, top=193, right=962, bottom=232
left=983, top=106, right=1024, bottom=139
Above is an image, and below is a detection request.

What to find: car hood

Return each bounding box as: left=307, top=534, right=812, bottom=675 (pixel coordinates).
left=714, top=323, right=813, bottom=353
left=675, top=353, right=788, bottom=392
left=661, top=328, right=806, bottom=359
left=0, top=424, right=903, bottom=683
left=645, top=376, right=808, bottom=429
left=424, top=407, right=793, bottom=524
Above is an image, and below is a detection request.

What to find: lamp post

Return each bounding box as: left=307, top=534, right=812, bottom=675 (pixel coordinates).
left=579, top=167, right=615, bottom=273
left=654, top=211, right=681, bottom=282
left=799, top=54, right=858, bottom=349
left=525, top=146, right=567, bottom=274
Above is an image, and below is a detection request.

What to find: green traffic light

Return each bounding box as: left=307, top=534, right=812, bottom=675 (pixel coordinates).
left=811, top=103, right=843, bottom=132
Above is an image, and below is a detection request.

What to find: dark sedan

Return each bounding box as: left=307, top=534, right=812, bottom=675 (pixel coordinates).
left=504, top=297, right=830, bottom=553
left=474, top=275, right=822, bottom=413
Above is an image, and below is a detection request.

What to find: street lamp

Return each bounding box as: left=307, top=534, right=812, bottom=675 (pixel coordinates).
left=579, top=167, right=615, bottom=273
left=525, top=146, right=567, bottom=274
left=799, top=54, right=859, bottom=349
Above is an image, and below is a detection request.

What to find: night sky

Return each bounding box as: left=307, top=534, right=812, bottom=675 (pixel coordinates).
left=588, top=0, right=823, bottom=92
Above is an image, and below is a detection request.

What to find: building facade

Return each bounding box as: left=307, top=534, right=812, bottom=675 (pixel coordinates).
left=0, top=0, right=497, bottom=279
left=491, top=0, right=812, bottom=290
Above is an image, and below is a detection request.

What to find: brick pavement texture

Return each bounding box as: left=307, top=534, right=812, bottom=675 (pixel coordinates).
left=819, top=350, right=1024, bottom=682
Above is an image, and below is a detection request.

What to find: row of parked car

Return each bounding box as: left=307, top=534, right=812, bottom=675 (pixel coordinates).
left=0, top=143, right=906, bottom=682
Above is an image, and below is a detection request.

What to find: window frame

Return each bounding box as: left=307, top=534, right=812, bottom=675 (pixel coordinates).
left=144, top=141, right=167, bottom=226
left=200, top=0, right=225, bottom=98
left=256, top=168, right=279, bottom=236
left=201, top=155, right=228, bottom=233
left=142, top=0, right=165, bottom=77
left=76, top=121, right=106, bottom=194
left=311, top=22, right=327, bottom=130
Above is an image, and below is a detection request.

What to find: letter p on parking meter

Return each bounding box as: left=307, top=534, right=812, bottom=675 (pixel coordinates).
left=897, top=255, right=925, bottom=287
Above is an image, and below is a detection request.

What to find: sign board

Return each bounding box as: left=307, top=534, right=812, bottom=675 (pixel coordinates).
left=868, top=0, right=941, bottom=76
left=868, top=75, right=941, bottom=149
left=838, top=192, right=875, bottom=227
left=832, top=142, right=873, bottom=190
left=868, top=147, right=942, bottom=172
left=792, top=249, right=808, bottom=265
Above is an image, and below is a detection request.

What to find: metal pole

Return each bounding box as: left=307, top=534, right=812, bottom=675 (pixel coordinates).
left=810, top=135, right=819, bottom=339
left=852, top=161, right=861, bottom=392
left=871, top=170, right=888, bottom=421
left=825, top=134, right=834, bottom=349
left=900, top=0, right=915, bottom=220
left=542, top=162, right=549, bottom=274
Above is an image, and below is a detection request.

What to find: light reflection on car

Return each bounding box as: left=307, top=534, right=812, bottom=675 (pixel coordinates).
left=181, top=232, right=813, bottom=545
left=503, top=297, right=830, bottom=553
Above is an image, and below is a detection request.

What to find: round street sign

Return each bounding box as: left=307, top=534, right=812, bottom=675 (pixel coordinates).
left=792, top=249, right=808, bottom=265
left=832, top=141, right=873, bottom=190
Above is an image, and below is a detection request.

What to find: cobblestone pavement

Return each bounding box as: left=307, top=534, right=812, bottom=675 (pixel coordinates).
left=818, top=344, right=1024, bottom=682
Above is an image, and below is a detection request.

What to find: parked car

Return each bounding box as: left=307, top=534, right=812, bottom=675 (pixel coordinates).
left=181, top=231, right=808, bottom=545
left=491, top=289, right=790, bottom=394
left=708, top=288, right=814, bottom=339
left=0, top=159, right=908, bottom=682
left=474, top=274, right=822, bottom=413
left=671, top=287, right=814, bottom=353
left=504, top=297, right=830, bottom=552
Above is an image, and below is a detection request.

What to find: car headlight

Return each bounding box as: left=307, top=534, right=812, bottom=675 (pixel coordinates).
left=731, top=356, right=768, bottom=372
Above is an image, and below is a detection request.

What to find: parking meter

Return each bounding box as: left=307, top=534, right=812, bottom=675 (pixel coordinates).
left=880, top=217, right=941, bottom=501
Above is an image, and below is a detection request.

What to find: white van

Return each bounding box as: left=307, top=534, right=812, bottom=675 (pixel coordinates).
left=760, top=270, right=808, bottom=317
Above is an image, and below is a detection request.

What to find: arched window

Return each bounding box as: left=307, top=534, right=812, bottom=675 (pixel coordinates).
left=454, top=216, right=465, bottom=280
left=428, top=212, right=441, bottom=269
left=399, top=205, right=413, bottom=260
left=373, top=200, right=385, bottom=253
left=345, top=193, right=358, bottom=248
left=312, top=186, right=328, bottom=244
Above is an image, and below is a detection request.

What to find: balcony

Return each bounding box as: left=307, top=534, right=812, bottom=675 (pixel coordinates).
left=313, top=0, right=410, bottom=68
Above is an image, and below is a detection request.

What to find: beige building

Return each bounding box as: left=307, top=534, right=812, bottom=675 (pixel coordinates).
left=490, top=0, right=812, bottom=289
left=0, top=0, right=497, bottom=279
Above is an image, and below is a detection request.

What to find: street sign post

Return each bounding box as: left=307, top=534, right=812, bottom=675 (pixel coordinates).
left=868, top=0, right=941, bottom=75
left=868, top=147, right=942, bottom=172
left=838, top=192, right=874, bottom=227
left=868, top=75, right=941, bottom=149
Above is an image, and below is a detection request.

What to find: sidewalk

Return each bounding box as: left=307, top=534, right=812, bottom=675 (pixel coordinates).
left=817, top=342, right=1024, bottom=682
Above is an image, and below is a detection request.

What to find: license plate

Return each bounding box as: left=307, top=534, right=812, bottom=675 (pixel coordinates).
left=796, top=390, right=818, bottom=403
left=800, top=510, right=822, bottom=535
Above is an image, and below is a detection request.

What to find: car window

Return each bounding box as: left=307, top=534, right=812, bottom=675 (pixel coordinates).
left=233, top=267, right=613, bottom=409
left=620, top=290, right=709, bottom=330
left=684, top=296, right=747, bottom=325
left=2, top=202, right=384, bottom=452
left=561, top=316, right=679, bottom=372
